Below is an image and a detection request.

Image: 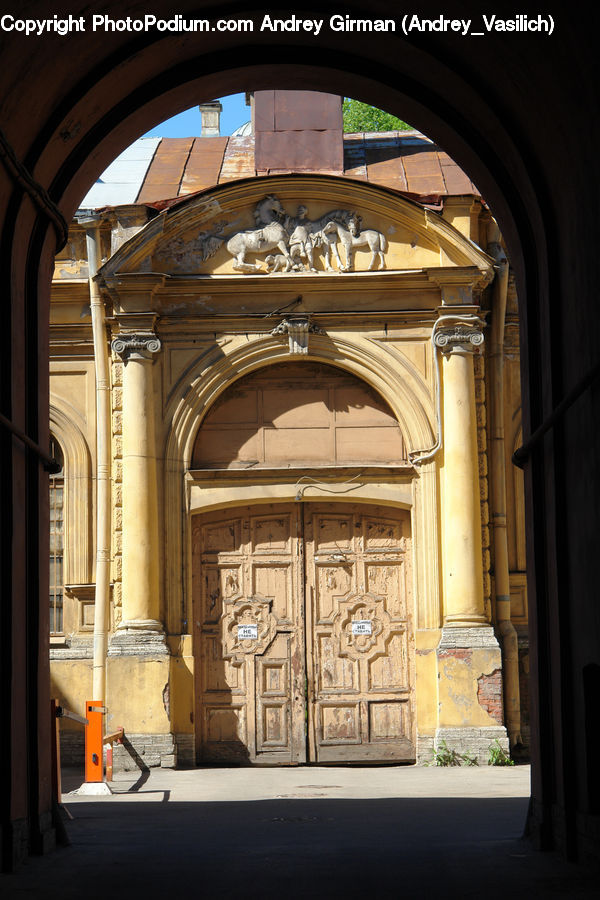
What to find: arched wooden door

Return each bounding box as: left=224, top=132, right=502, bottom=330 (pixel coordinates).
left=193, top=502, right=414, bottom=764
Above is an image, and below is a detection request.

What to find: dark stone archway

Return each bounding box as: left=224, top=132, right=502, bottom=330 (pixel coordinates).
left=2, top=1, right=599, bottom=868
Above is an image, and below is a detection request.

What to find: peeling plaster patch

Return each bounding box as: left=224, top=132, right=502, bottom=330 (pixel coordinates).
left=443, top=664, right=471, bottom=710
left=162, top=682, right=170, bottom=718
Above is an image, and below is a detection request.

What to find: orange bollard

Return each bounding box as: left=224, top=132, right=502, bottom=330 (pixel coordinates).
left=84, top=700, right=104, bottom=783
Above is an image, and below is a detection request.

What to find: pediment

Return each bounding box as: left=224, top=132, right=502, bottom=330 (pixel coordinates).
left=99, top=175, right=493, bottom=280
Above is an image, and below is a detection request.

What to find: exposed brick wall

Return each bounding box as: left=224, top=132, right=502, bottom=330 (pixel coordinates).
left=477, top=668, right=504, bottom=724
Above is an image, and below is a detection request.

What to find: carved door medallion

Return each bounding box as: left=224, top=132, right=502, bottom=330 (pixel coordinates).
left=193, top=502, right=414, bottom=764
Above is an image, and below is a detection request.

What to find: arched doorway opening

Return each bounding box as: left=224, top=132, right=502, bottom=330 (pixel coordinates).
left=189, top=361, right=414, bottom=764
left=4, top=9, right=593, bottom=865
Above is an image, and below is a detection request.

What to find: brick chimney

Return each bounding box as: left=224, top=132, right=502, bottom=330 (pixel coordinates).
left=199, top=101, right=223, bottom=137
left=254, top=90, right=343, bottom=175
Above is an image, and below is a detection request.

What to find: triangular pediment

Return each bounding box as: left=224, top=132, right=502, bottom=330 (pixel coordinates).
left=99, top=175, right=493, bottom=281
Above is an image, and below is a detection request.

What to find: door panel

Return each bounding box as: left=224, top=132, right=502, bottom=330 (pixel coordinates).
left=193, top=504, right=306, bottom=764
left=305, top=504, right=415, bottom=763
left=193, top=501, right=414, bottom=764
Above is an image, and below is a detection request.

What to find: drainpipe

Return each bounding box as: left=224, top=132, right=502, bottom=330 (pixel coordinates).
left=487, top=220, right=522, bottom=749
left=81, top=216, right=111, bottom=704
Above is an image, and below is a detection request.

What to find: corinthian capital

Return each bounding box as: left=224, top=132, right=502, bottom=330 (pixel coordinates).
left=112, top=333, right=162, bottom=362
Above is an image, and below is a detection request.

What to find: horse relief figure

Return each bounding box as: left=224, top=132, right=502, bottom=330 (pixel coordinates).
left=322, top=214, right=387, bottom=271
left=225, top=194, right=294, bottom=272
left=285, top=206, right=355, bottom=272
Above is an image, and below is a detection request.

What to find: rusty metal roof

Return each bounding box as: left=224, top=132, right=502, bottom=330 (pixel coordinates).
left=343, top=132, right=478, bottom=198
left=78, top=131, right=480, bottom=211
left=78, top=137, right=161, bottom=208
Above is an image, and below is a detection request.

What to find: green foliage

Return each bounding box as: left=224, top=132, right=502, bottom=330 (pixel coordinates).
left=488, top=739, right=515, bottom=766
left=462, top=750, right=479, bottom=767
left=342, top=99, right=412, bottom=134
left=426, top=739, right=479, bottom=767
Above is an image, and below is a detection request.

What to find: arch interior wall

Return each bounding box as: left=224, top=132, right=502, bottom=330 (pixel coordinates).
left=2, top=6, right=599, bottom=866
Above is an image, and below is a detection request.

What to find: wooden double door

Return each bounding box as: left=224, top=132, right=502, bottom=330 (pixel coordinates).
left=193, top=502, right=414, bottom=764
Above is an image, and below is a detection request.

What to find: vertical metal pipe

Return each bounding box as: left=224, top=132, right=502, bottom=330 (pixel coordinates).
left=487, top=222, right=522, bottom=748
left=85, top=221, right=111, bottom=705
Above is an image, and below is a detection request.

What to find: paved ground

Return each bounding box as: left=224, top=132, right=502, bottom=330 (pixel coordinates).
left=2, top=765, right=599, bottom=898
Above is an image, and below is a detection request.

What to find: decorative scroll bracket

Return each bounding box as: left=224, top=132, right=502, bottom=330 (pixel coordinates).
left=271, top=316, right=324, bottom=355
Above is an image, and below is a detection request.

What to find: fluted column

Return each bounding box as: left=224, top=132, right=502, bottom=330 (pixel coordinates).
left=436, top=319, right=487, bottom=626
left=110, top=332, right=164, bottom=646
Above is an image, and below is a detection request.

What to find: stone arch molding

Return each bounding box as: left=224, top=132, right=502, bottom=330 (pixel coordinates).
left=49, top=402, right=93, bottom=586
left=162, top=332, right=438, bottom=632
left=166, top=331, right=436, bottom=471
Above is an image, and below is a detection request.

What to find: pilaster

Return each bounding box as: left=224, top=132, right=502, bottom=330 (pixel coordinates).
left=433, top=314, right=509, bottom=759
left=106, top=331, right=172, bottom=767
left=110, top=332, right=164, bottom=642
left=437, top=316, right=487, bottom=626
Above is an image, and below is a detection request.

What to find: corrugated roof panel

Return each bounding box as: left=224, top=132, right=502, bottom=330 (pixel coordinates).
left=402, top=148, right=446, bottom=195
left=343, top=136, right=367, bottom=179
left=219, top=136, right=256, bottom=182
left=136, top=138, right=194, bottom=203
left=180, top=137, right=228, bottom=194
left=439, top=153, right=480, bottom=195
left=365, top=143, right=409, bottom=192
left=78, top=137, right=160, bottom=209
left=109, top=140, right=162, bottom=162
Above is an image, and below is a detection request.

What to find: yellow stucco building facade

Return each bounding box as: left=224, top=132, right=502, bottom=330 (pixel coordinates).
left=49, top=113, right=527, bottom=769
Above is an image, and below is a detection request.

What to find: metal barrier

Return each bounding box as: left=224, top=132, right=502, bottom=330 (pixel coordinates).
left=51, top=699, right=88, bottom=808
left=52, top=699, right=124, bottom=792
left=103, top=727, right=124, bottom=782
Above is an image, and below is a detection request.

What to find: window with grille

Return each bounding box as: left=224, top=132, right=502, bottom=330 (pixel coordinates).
left=49, top=436, right=64, bottom=635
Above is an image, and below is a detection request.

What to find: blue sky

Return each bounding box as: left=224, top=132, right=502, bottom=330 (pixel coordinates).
left=143, top=93, right=250, bottom=137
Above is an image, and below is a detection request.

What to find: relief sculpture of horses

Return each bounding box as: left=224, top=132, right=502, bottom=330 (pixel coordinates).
left=286, top=207, right=355, bottom=271
left=182, top=195, right=387, bottom=274
left=226, top=194, right=293, bottom=272
left=322, top=214, right=387, bottom=271
left=226, top=222, right=292, bottom=271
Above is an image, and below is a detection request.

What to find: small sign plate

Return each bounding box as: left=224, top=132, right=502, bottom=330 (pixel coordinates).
left=351, top=620, right=372, bottom=636
left=238, top=624, right=258, bottom=640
